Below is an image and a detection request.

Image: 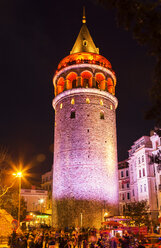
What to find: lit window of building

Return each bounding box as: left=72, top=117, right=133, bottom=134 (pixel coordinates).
left=110, top=105, right=113, bottom=110
left=86, top=98, right=90, bottom=104
left=60, top=103, right=63, bottom=109
left=71, top=98, right=75, bottom=104
left=100, top=100, right=103, bottom=106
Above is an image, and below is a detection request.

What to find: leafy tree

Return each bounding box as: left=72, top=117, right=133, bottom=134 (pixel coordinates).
left=91, top=0, right=161, bottom=126
left=124, top=200, right=151, bottom=228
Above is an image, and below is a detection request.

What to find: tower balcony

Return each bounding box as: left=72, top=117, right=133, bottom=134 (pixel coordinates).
left=53, top=52, right=116, bottom=97
left=56, top=52, right=115, bottom=75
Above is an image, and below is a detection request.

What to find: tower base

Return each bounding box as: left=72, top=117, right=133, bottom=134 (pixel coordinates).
left=52, top=198, right=119, bottom=229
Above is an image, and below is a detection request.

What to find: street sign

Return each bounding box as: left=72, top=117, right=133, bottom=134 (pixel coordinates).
left=11, top=219, right=19, bottom=230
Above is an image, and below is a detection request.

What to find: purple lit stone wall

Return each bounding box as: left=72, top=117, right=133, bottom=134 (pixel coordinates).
left=52, top=88, right=119, bottom=228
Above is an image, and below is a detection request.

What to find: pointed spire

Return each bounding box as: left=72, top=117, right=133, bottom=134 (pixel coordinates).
left=70, top=8, right=99, bottom=54
left=82, top=6, right=86, bottom=24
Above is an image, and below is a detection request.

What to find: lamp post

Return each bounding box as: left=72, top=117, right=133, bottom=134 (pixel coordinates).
left=39, top=199, right=44, bottom=223
left=13, top=172, right=22, bottom=225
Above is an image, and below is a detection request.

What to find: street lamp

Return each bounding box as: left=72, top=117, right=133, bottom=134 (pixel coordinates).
left=39, top=198, right=44, bottom=214
left=13, top=171, right=23, bottom=225
left=39, top=199, right=44, bottom=224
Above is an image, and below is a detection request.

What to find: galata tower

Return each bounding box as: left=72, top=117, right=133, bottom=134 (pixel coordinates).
left=52, top=11, right=119, bottom=228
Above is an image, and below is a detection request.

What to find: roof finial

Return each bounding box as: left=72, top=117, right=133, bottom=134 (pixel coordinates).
left=82, top=6, right=86, bottom=24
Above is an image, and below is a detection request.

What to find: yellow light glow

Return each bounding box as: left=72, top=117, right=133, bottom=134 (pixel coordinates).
left=104, top=212, right=109, bottom=217
left=39, top=199, right=44, bottom=204
left=71, top=98, right=75, bottom=105
left=86, top=98, right=90, bottom=104
left=60, top=103, right=63, bottom=109
left=13, top=171, right=23, bottom=177
left=100, top=100, right=103, bottom=106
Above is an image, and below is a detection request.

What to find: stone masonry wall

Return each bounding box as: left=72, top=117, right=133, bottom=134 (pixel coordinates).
left=52, top=89, right=119, bottom=228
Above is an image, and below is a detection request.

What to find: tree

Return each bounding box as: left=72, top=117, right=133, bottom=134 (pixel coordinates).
left=124, top=200, right=151, bottom=228
left=0, top=149, right=27, bottom=221
left=91, top=0, right=161, bottom=126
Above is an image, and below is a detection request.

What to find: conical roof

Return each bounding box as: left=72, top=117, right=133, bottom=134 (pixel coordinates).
left=70, top=15, right=99, bottom=54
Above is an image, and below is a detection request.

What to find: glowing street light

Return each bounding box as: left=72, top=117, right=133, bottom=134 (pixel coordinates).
left=13, top=171, right=23, bottom=225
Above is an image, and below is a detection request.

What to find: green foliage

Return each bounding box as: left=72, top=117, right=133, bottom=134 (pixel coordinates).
left=92, top=0, right=161, bottom=125
left=0, top=186, right=27, bottom=221
left=124, top=200, right=151, bottom=227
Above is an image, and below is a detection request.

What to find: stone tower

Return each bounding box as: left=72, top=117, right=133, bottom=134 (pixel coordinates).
left=52, top=12, right=119, bottom=228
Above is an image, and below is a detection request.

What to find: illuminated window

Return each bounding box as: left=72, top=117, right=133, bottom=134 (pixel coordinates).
left=71, top=98, right=75, bottom=105
left=70, top=111, right=75, bottom=119
left=100, top=111, right=104, bottom=120
left=83, top=40, right=88, bottom=46
left=110, top=105, right=113, bottom=110
left=100, top=100, right=103, bottom=106
left=86, top=98, right=90, bottom=104
left=60, top=103, right=63, bottom=109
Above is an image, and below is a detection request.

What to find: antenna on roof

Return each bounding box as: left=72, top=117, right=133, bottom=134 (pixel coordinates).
left=82, top=6, right=86, bottom=24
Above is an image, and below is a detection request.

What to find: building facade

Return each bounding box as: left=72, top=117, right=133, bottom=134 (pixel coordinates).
left=21, top=188, right=48, bottom=213
left=118, top=160, right=130, bottom=215
left=41, top=170, right=52, bottom=215
left=118, top=130, right=161, bottom=220
left=52, top=14, right=119, bottom=228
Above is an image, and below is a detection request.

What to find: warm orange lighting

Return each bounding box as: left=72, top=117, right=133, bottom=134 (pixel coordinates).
left=57, top=52, right=113, bottom=73
left=13, top=171, right=22, bottom=178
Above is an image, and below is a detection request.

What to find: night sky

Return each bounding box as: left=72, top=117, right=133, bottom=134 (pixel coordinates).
left=0, top=0, right=155, bottom=183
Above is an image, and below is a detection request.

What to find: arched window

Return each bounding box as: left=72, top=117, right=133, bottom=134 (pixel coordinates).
left=81, top=71, right=92, bottom=88
left=57, top=77, right=65, bottom=94
left=95, top=73, right=105, bottom=90
left=107, top=78, right=114, bottom=94
left=100, top=111, right=104, bottom=120
left=66, top=72, right=77, bottom=89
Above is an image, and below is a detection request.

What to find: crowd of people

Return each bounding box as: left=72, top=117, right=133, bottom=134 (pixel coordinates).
left=8, top=227, right=149, bottom=248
